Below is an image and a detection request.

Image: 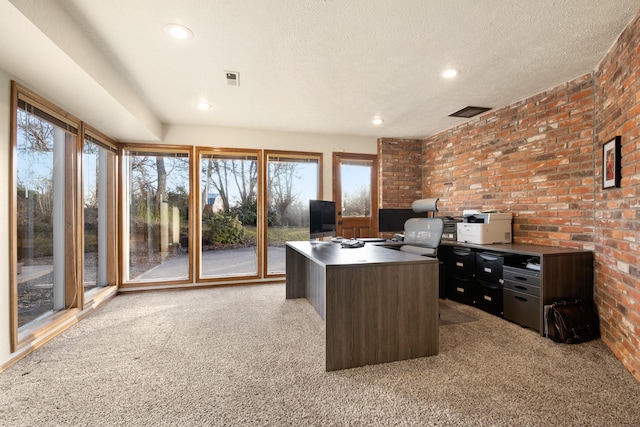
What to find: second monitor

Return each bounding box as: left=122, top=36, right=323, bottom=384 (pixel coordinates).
left=378, top=208, right=423, bottom=233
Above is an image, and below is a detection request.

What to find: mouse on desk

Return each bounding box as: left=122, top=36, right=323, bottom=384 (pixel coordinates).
left=341, top=239, right=364, bottom=248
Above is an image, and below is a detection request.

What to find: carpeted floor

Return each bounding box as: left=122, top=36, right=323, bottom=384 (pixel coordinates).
left=1, top=283, right=639, bottom=426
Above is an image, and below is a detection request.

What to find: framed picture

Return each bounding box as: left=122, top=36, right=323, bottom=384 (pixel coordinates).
left=603, top=136, right=621, bottom=189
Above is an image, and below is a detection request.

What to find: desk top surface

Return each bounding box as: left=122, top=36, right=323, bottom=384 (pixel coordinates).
left=286, top=240, right=438, bottom=267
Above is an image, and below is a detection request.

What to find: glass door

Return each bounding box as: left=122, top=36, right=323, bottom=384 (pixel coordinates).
left=265, top=152, right=321, bottom=275
left=198, top=149, right=260, bottom=280
left=332, top=153, right=378, bottom=239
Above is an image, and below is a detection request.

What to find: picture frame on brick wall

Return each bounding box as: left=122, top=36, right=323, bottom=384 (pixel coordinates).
left=603, top=136, right=621, bottom=189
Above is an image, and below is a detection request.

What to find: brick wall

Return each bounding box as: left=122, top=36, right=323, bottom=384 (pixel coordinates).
left=594, top=12, right=640, bottom=381
left=422, top=74, right=596, bottom=249
left=378, top=11, right=640, bottom=383
left=377, top=138, right=422, bottom=208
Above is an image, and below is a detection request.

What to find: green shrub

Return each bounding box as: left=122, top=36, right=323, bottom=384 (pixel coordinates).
left=206, top=212, right=245, bottom=245
left=229, top=200, right=257, bottom=225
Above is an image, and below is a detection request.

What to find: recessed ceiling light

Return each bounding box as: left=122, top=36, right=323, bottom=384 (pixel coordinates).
left=372, top=117, right=384, bottom=126
left=196, top=102, right=211, bottom=111
left=163, top=23, right=194, bottom=40
left=440, top=68, right=460, bottom=79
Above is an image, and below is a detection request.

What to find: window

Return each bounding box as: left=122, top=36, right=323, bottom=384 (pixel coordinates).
left=340, top=160, right=372, bottom=217
left=11, top=84, right=84, bottom=348
left=265, top=152, right=321, bottom=275
left=82, top=130, right=118, bottom=301
left=11, top=82, right=119, bottom=350
left=198, top=149, right=260, bottom=280
left=122, top=147, right=192, bottom=284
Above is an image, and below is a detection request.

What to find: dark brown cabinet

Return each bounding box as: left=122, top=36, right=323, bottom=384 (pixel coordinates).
left=503, top=265, right=540, bottom=330
left=440, top=242, right=593, bottom=335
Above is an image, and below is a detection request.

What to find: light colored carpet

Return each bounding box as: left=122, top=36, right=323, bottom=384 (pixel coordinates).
left=1, top=283, right=639, bottom=426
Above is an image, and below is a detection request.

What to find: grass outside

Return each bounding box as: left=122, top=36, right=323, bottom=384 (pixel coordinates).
left=244, top=225, right=308, bottom=246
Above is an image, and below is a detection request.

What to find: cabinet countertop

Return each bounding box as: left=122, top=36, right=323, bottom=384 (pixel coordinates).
left=440, top=241, right=592, bottom=256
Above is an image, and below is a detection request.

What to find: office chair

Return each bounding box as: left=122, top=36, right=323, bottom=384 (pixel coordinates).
left=399, top=198, right=444, bottom=258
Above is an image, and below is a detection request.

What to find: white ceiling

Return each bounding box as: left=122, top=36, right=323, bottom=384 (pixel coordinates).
left=2, top=0, right=639, bottom=142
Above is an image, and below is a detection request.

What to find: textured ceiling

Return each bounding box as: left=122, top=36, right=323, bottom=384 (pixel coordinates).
left=2, top=0, right=640, bottom=141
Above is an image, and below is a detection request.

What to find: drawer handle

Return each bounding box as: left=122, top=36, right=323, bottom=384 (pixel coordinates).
left=515, top=296, right=528, bottom=302
left=514, top=276, right=529, bottom=282
left=515, top=285, right=528, bottom=291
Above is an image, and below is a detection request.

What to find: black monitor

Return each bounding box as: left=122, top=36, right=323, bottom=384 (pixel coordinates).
left=309, top=199, right=336, bottom=239
left=378, top=208, right=422, bottom=233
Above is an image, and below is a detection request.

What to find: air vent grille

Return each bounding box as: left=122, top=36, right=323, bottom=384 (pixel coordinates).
left=226, top=71, right=239, bottom=86
left=449, top=106, right=491, bottom=118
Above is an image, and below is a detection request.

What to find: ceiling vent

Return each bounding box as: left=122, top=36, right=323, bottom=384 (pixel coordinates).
left=449, top=106, right=491, bottom=118
left=225, top=71, right=239, bottom=86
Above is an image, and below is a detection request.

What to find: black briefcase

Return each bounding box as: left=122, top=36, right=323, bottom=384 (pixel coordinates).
left=546, top=300, right=600, bottom=344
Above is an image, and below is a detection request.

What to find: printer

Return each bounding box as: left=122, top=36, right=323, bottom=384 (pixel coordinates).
left=456, top=210, right=512, bottom=244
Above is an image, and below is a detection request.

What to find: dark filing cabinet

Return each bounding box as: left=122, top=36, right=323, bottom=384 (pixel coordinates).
left=447, top=247, right=477, bottom=305
left=503, top=258, right=541, bottom=330
left=475, top=252, right=509, bottom=317
left=440, top=241, right=593, bottom=335
left=445, top=247, right=509, bottom=317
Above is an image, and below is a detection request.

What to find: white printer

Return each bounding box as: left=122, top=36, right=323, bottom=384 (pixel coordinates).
left=456, top=210, right=512, bottom=244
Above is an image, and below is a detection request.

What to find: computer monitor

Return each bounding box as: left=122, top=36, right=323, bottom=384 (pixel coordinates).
left=309, top=199, right=336, bottom=239
left=378, top=208, right=422, bottom=233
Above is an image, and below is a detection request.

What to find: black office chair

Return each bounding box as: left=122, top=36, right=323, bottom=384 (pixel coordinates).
left=399, top=198, right=444, bottom=258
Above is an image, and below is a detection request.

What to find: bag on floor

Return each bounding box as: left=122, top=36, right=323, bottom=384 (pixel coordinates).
left=546, top=300, right=600, bottom=344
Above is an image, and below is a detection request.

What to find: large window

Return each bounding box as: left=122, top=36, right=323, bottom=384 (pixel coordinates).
left=9, top=83, right=327, bottom=357
left=14, top=94, right=79, bottom=329
left=265, top=152, right=321, bottom=275
left=198, top=149, right=260, bottom=280
left=123, top=147, right=192, bottom=284
left=82, top=130, right=118, bottom=301
left=10, top=83, right=118, bottom=351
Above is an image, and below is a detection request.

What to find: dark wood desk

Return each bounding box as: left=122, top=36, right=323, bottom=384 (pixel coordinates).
left=286, top=241, right=439, bottom=371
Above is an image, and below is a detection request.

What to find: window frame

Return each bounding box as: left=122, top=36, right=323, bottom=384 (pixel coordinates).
left=10, top=82, right=83, bottom=351
left=196, top=147, right=263, bottom=283
left=80, top=125, right=119, bottom=308
left=120, top=144, right=195, bottom=287
left=263, top=150, right=323, bottom=278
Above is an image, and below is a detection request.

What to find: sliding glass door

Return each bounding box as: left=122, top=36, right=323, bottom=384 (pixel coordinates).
left=14, top=98, right=78, bottom=327
left=122, top=147, right=192, bottom=284
left=82, top=130, right=118, bottom=301
left=198, top=149, right=260, bottom=280
left=265, top=152, right=322, bottom=275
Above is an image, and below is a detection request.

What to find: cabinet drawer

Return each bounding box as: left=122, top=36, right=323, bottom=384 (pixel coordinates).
left=503, top=288, right=540, bottom=331
left=451, top=248, right=475, bottom=278
left=477, top=280, right=503, bottom=317
left=475, top=252, right=505, bottom=285
left=503, top=266, right=540, bottom=286
left=448, top=278, right=477, bottom=305
left=503, top=279, right=540, bottom=297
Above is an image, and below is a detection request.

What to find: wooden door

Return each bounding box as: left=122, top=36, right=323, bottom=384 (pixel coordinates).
left=332, top=153, right=378, bottom=239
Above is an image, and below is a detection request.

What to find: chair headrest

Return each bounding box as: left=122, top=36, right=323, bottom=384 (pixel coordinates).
left=412, top=198, right=438, bottom=213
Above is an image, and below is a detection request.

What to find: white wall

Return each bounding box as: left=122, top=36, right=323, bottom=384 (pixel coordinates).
left=0, top=70, right=12, bottom=366
left=163, top=124, right=378, bottom=200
